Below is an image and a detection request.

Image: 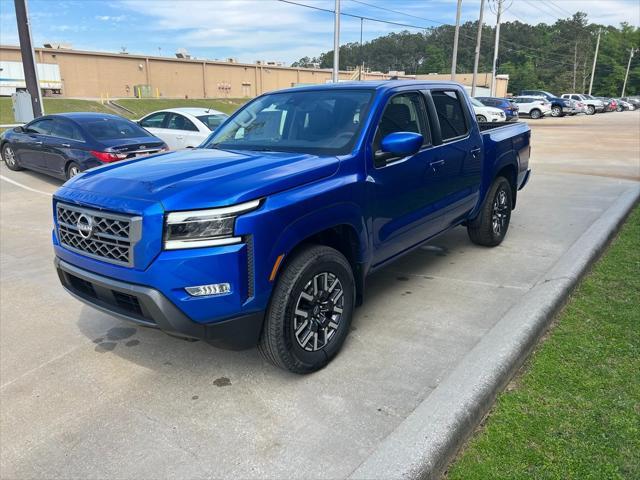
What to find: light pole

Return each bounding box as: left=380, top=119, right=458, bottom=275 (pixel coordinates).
left=621, top=48, right=636, bottom=97
left=490, top=0, right=503, bottom=96
left=588, top=29, right=601, bottom=96
left=14, top=0, right=43, bottom=117
left=471, top=0, right=485, bottom=96
left=451, top=0, right=462, bottom=80
left=333, top=0, right=340, bottom=83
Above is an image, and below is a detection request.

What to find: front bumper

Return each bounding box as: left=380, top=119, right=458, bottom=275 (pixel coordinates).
left=55, top=257, right=265, bottom=349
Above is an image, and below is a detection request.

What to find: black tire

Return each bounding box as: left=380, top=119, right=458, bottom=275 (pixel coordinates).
left=529, top=109, right=542, bottom=119
left=551, top=105, right=562, bottom=117
left=66, top=162, right=82, bottom=179
left=258, top=245, right=355, bottom=374
left=476, top=115, right=487, bottom=123
left=1, top=143, right=22, bottom=171
left=586, top=105, right=596, bottom=115
left=467, top=176, right=513, bottom=247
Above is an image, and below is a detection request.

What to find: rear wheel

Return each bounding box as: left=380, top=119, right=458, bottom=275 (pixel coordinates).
left=476, top=115, right=487, bottom=123
left=467, top=176, right=512, bottom=247
left=529, top=109, right=542, bottom=119
left=66, top=162, right=82, bottom=179
left=586, top=105, right=596, bottom=115
left=258, top=245, right=355, bottom=374
left=1, top=144, right=22, bottom=171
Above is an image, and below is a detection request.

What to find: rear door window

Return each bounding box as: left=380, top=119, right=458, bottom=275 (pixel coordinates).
left=166, top=113, right=198, bottom=132
left=49, top=119, right=84, bottom=141
left=431, top=90, right=469, bottom=141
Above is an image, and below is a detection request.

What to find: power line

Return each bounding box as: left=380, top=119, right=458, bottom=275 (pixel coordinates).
left=277, top=0, right=439, bottom=31
left=348, top=0, right=447, bottom=26
left=543, top=0, right=574, bottom=17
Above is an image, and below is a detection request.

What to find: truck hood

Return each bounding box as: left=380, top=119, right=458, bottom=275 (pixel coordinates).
left=63, top=148, right=340, bottom=211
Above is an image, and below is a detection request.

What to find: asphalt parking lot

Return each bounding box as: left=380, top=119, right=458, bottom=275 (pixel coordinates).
left=1, top=112, right=639, bottom=479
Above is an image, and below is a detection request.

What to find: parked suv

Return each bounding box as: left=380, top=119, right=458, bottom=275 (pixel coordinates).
left=53, top=81, right=531, bottom=373
left=475, top=97, right=519, bottom=121
left=520, top=89, right=576, bottom=117
left=511, top=96, right=552, bottom=119
left=561, top=93, right=604, bottom=115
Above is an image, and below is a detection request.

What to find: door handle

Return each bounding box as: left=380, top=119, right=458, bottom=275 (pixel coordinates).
left=176, top=136, right=184, bottom=140
left=61, top=143, right=71, bottom=148
left=470, top=147, right=481, bottom=158
left=429, top=159, right=445, bottom=172
left=34, top=141, right=43, bottom=145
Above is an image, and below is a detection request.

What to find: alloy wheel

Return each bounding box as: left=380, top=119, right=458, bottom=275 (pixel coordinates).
left=492, top=188, right=510, bottom=236
left=293, top=272, right=344, bottom=352
left=551, top=106, right=561, bottom=117
left=68, top=166, right=81, bottom=178
left=3, top=146, right=16, bottom=167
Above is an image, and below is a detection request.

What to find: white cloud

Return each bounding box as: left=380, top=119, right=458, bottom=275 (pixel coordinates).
left=96, top=15, right=127, bottom=22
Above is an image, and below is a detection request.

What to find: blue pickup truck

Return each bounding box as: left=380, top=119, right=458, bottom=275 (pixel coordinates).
left=53, top=81, right=531, bottom=373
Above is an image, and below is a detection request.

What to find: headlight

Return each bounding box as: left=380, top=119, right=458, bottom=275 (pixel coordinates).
left=164, top=199, right=260, bottom=250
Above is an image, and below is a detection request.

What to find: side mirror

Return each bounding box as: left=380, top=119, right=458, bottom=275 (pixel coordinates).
left=375, top=131, right=423, bottom=166
left=13, top=126, right=24, bottom=133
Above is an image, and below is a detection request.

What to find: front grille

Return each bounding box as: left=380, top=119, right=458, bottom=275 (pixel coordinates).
left=56, top=203, right=140, bottom=266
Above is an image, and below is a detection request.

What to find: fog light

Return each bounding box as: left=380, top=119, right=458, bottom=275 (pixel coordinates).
left=185, top=283, right=231, bottom=297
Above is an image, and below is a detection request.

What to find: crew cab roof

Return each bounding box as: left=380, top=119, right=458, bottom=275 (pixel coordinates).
left=274, top=79, right=465, bottom=95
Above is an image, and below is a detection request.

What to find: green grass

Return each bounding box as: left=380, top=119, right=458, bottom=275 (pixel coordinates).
left=448, top=207, right=640, bottom=480
left=0, top=97, right=248, bottom=125
left=0, top=97, right=113, bottom=124
left=115, top=98, right=248, bottom=118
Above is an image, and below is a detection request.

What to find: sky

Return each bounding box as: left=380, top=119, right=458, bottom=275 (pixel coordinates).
left=1, top=0, right=639, bottom=65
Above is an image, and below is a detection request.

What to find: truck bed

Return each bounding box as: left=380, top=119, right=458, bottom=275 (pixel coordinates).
left=478, top=121, right=521, bottom=132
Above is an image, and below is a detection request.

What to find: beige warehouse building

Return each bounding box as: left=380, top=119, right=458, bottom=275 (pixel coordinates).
left=0, top=44, right=507, bottom=99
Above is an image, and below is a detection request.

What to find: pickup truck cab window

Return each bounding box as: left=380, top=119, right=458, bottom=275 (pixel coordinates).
left=431, top=90, right=469, bottom=141
left=203, top=89, right=373, bottom=155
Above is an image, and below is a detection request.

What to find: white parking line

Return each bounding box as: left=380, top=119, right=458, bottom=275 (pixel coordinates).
left=0, top=174, right=52, bottom=196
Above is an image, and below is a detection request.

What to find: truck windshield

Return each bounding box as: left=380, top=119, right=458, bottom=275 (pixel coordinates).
left=203, top=89, right=374, bottom=155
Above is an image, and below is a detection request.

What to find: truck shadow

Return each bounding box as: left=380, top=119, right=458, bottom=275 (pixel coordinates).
left=74, top=226, right=472, bottom=380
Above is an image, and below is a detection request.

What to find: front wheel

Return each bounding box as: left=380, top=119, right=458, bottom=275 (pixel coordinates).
left=1, top=144, right=22, bottom=171
left=258, top=245, right=355, bottom=374
left=467, top=177, right=513, bottom=247
left=586, top=105, right=596, bottom=115
left=529, top=109, right=542, bottom=119
left=476, top=115, right=487, bottom=123
left=551, top=105, right=562, bottom=117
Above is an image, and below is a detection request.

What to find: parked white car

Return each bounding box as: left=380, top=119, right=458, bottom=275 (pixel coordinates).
left=560, top=94, right=604, bottom=115
left=138, top=108, right=229, bottom=149
left=470, top=97, right=506, bottom=122
left=510, top=96, right=552, bottom=119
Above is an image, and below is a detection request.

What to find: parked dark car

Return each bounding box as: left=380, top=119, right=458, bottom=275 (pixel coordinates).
left=475, top=97, right=519, bottom=121
left=0, top=113, right=167, bottom=180
left=520, top=89, right=577, bottom=117
left=621, top=96, right=640, bottom=108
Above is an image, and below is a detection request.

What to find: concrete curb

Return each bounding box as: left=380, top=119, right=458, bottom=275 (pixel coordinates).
left=349, top=184, right=640, bottom=480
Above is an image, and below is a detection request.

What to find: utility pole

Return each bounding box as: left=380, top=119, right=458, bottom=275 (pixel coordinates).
left=572, top=42, right=578, bottom=91
left=332, top=0, right=340, bottom=83
left=14, top=0, right=43, bottom=117
left=358, top=17, right=363, bottom=81
left=490, top=0, right=503, bottom=96
left=471, top=0, right=485, bottom=96
left=588, top=29, right=601, bottom=95
left=451, top=0, right=462, bottom=80
left=621, top=48, right=636, bottom=97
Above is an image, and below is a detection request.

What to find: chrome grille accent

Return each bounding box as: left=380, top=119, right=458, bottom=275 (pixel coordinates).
left=56, top=203, right=141, bottom=266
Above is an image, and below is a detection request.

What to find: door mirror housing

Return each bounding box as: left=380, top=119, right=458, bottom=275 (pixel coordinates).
left=375, top=131, right=423, bottom=166
left=13, top=126, right=25, bottom=133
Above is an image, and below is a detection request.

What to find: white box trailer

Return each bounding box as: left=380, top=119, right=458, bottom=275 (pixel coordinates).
left=0, top=61, right=62, bottom=96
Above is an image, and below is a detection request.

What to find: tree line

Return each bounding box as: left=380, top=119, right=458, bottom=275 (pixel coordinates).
left=292, top=13, right=639, bottom=97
